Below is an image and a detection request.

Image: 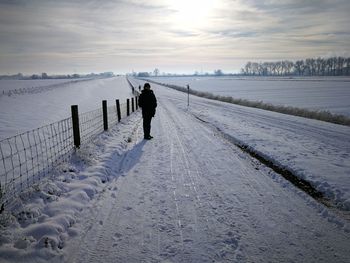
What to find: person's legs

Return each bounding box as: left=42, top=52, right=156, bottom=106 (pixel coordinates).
left=143, top=116, right=152, bottom=138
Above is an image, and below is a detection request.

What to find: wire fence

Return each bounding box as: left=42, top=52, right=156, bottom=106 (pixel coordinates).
left=79, top=108, right=104, bottom=146
left=0, top=118, right=73, bottom=210
left=0, top=94, right=138, bottom=212
left=0, top=78, right=93, bottom=98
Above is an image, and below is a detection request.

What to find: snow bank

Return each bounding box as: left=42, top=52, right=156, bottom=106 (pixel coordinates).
left=0, top=114, right=141, bottom=262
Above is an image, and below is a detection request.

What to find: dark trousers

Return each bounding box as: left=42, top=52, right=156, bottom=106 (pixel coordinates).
left=143, top=116, right=152, bottom=137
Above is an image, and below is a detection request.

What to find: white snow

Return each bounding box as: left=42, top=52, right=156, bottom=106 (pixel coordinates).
left=149, top=76, right=350, bottom=116
left=0, top=77, right=349, bottom=262
left=0, top=79, right=87, bottom=93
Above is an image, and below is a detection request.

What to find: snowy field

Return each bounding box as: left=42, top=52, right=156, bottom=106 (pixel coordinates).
left=0, top=79, right=89, bottom=94
left=149, top=76, right=350, bottom=116
left=0, top=77, right=349, bottom=262
left=0, top=77, right=133, bottom=140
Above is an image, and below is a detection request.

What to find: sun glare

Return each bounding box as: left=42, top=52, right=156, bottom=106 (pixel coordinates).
left=168, top=0, right=217, bottom=29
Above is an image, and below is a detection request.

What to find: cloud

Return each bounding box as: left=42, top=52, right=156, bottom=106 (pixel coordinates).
left=0, top=0, right=349, bottom=74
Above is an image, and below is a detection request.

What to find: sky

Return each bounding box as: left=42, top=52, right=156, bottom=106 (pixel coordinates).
left=0, top=0, right=349, bottom=75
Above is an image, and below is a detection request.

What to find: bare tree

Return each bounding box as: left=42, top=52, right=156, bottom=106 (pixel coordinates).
left=294, top=60, right=303, bottom=76
left=214, top=69, right=224, bottom=76
left=153, top=68, right=160, bottom=76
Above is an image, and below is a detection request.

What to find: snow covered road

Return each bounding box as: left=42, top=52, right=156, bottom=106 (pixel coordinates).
left=1, top=79, right=349, bottom=262
left=64, top=87, right=350, bottom=262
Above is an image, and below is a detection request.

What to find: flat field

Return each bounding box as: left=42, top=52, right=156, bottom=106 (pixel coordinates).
left=150, top=76, right=350, bottom=116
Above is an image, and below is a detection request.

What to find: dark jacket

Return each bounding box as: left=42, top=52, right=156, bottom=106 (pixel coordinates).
left=138, top=89, right=157, bottom=118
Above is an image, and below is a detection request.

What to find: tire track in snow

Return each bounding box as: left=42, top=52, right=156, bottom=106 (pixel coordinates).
left=159, top=102, right=234, bottom=262
left=154, top=112, right=185, bottom=260
left=161, top=99, right=245, bottom=261
left=172, top=112, right=281, bottom=260
left=160, top=99, right=245, bottom=261
left=159, top=106, right=196, bottom=261
left=166, top=118, right=185, bottom=248
left=167, top=107, right=286, bottom=259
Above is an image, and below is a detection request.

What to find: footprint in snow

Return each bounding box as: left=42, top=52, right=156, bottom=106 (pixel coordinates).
left=114, top=232, right=123, bottom=238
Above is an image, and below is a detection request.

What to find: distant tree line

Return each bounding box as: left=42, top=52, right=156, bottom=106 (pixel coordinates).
left=131, top=68, right=226, bottom=77
left=241, top=57, right=350, bottom=76
left=131, top=57, right=350, bottom=77
left=0, top=71, right=115, bottom=80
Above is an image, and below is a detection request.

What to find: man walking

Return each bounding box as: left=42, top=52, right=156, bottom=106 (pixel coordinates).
left=138, top=83, right=157, bottom=140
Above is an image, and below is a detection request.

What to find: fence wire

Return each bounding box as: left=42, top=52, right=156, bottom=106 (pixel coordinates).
left=107, top=105, right=118, bottom=127
left=106, top=102, right=126, bottom=126
left=120, top=102, right=127, bottom=118
left=0, top=96, right=137, bottom=211
left=0, top=118, right=73, bottom=209
left=79, top=108, right=104, bottom=145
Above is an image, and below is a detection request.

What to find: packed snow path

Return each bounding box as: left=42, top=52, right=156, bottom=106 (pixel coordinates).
left=65, top=88, right=350, bottom=262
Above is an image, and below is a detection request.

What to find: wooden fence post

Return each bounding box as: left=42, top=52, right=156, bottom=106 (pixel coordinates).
left=187, top=84, right=190, bottom=107
left=116, top=99, right=121, bottom=122
left=131, top=98, right=135, bottom=112
left=127, top=99, right=130, bottom=116
left=102, top=100, right=108, bottom=131
left=71, top=105, right=81, bottom=148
